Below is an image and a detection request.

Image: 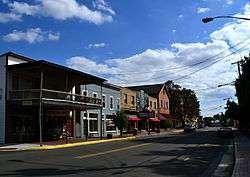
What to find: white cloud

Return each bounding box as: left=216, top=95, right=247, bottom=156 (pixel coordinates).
left=3, top=28, right=60, bottom=43
left=0, top=12, right=21, bottom=23
left=197, top=7, right=210, bottom=14
left=93, top=0, right=115, bottom=15
left=8, top=0, right=114, bottom=25
left=226, top=0, right=233, bottom=5
left=178, top=14, right=183, bottom=18
left=66, top=3, right=250, bottom=116
left=88, top=42, right=107, bottom=48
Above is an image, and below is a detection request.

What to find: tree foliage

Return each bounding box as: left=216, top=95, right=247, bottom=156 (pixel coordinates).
left=235, top=54, right=250, bottom=128
left=113, top=111, right=128, bottom=136
left=165, top=81, right=200, bottom=127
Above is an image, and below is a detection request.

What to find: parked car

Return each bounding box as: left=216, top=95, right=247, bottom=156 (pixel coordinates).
left=217, top=127, right=233, bottom=138
left=184, top=125, right=196, bottom=133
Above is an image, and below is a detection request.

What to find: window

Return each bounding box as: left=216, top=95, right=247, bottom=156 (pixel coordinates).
left=89, top=120, right=98, bottom=132
left=83, top=112, right=87, bottom=118
left=89, top=113, right=98, bottom=118
left=12, top=76, right=19, bottom=90
left=110, top=96, right=114, bottom=109
left=117, top=99, right=120, bottom=110
left=150, top=101, right=153, bottom=108
left=131, top=96, right=135, bottom=105
left=82, top=90, right=88, bottom=96
left=92, top=92, right=98, bottom=98
left=0, top=88, right=2, bottom=101
left=102, top=95, right=106, bottom=108
left=161, top=100, right=163, bottom=108
left=106, top=115, right=116, bottom=131
left=154, top=102, right=157, bottom=109
left=124, top=94, right=128, bottom=104
left=166, top=101, right=169, bottom=109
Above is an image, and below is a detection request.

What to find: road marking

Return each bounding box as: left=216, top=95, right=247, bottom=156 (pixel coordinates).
left=75, top=143, right=152, bottom=159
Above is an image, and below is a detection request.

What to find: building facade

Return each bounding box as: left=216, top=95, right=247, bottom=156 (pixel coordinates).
left=0, top=52, right=105, bottom=144
left=80, top=83, right=120, bottom=138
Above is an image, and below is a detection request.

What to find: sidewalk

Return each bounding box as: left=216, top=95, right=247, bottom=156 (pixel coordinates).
left=232, top=131, right=250, bottom=177
left=0, top=129, right=183, bottom=151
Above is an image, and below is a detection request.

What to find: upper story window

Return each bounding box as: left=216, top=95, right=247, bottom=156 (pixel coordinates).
left=150, top=101, right=152, bottom=108
left=166, top=101, right=169, bottom=109
left=0, top=88, right=2, bottom=101
left=131, top=96, right=135, bottom=105
left=124, top=94, right=128, bottom=104
left=92, top=92, right=98, bottom=98
left=110, top=96, right=114, bottom=109
left=160, top=100, right=163, bottom=108
left=82, top=90, right=88, bottom=97
left=154, top=102, right=157, bottom=109
left=117, top=99, right=120, bottom=110
left=102, top=95, right=106, bottom=108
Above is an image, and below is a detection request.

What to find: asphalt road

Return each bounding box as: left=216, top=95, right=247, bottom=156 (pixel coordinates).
left=0, top=128, right=232, bottom=177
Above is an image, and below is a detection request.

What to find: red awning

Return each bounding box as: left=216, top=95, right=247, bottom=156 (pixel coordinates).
left=148, top=117, right=160, bottom=122
left=128, top=117, right=141, bottom=121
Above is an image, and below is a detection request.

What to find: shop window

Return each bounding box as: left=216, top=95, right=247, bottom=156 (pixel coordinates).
left=89, top=113, right=98, bottom=118
left=106, top=115, right=116, bottom=131
left=154, top=102, right=157, bottom=109
left=89, top=120, right=98, bottom=132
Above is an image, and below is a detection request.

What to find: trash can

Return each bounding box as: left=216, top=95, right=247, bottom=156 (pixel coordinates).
left=107, top=133, right=113, bottom=139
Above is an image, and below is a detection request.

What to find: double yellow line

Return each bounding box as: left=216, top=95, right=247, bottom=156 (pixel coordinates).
left=75, top=143, right=152, bottom=159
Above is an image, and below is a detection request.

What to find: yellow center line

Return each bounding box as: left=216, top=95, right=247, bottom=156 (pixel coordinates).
left=75, top=143, right=152, bottom=159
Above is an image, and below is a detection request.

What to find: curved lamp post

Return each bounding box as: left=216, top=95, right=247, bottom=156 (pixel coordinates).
left=202, top=16, right=250, bottom=23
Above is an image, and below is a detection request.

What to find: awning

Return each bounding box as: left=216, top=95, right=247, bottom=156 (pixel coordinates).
left=128, top=117, right=141, bottom=121
left=148, top=118, right=160, bottom=122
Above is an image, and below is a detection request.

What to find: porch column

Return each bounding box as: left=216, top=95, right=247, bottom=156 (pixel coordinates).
left=39, top=70, right=43, bottom=146
left=100, top=84, right=103, bottom=140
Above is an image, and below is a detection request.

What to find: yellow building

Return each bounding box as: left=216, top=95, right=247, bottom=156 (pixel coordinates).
left=148, top=96, right=158, bottom=112
left=120, top=88, right=137, bottom=112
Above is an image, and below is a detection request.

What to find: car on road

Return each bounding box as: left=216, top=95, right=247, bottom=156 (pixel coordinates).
left=217, top=127, right=233, bottom=138
left=184, top=124, right=196, bottom=133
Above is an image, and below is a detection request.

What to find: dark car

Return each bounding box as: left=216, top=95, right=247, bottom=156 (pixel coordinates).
left=217, top=127, right=233, bottom=138
left=184, top=125, right=196, bottom=133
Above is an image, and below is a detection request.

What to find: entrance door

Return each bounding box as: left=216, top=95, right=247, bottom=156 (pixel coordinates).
left=83, top=119, right=88, bottom=138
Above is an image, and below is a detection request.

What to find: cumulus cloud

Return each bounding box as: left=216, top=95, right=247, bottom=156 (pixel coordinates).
left=0, top=12, right=21, bottom=23
left=2, top=28, right=60, bottom=43
left=88, top=42, right=107, bottom=49
left=66, top=3, right=250, bottom=116
left=197, top=7, right=210, bottom=14
left=7, top=0, right=114, bottom=25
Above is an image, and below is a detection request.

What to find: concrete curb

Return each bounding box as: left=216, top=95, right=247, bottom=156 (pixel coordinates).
left=2, top=137, right=136, bottom=151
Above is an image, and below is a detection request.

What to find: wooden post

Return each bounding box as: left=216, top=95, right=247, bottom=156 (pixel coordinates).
left=39, top=70, right=43, bottom=146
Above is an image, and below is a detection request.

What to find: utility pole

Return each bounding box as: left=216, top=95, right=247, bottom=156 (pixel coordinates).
left=232, top=59, right=244, bottom=78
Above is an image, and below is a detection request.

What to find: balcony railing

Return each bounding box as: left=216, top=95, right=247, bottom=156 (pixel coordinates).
left=9, top=89, right=102, bottom=106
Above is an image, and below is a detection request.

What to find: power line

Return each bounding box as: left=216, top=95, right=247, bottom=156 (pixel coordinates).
left=132, top=41, right=250, bottom=83
left=105, top=39, right=249, bottom=76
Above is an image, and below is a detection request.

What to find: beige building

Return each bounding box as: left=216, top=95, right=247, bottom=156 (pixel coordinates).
left=148, top=96, right=158, bottom=112
left=120, top=88, right=137, bottom=112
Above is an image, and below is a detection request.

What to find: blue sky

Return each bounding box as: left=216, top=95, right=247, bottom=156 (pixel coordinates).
left=1, top=0, right=250, bottom=116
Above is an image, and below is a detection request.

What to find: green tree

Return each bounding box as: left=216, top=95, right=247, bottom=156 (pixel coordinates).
left=165, top=81, right=200, bottom=127
left=235, top=55, right=250, bottom=129
left=224, top=100, right=239, bottom=126
left=113, top=111, right=128, bottom=137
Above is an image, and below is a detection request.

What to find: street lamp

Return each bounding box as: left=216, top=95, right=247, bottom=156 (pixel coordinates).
left=202, top=16, right=250, bottom=23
